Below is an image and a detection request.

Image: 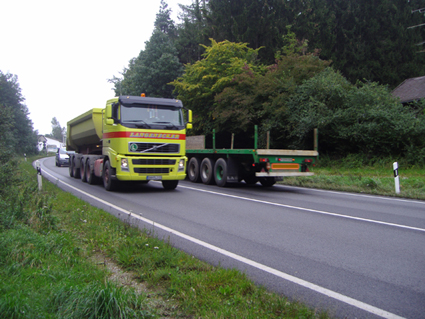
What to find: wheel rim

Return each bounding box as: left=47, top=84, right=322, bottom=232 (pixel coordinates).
left=216, top=166, right=223, bottom=181
left=86, top=162, right=90, bottom=180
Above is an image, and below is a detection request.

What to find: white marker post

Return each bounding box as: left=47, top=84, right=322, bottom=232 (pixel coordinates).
left=393, top=162, right=400, bottom=194
left=36, top=160, right=42, bottom=191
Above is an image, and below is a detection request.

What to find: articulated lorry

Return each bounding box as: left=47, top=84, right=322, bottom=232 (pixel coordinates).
left=66, top=95, right=192, bottom=191
left=185, top=127, right=318, bottom=187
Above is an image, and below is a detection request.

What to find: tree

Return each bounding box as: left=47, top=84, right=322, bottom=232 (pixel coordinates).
left=112, top=0, right=183, bottom=98
left=171, top=39, right=265, bottom=135
left=292, top=0, right=425, bottom=87
left=175, top=0, right=209, bottom=64
left=204, top=0, right=292, bottom=64
left=46, top=117, right=65, bottom=142
left=0, top=71, right=38, bottom=156
left=284, top=68, right=425, bottom=157
left=213, top=32, right=330, bottom=146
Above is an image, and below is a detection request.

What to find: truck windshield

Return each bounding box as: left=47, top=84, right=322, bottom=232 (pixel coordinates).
left=120, top=104, right=184, bottom=129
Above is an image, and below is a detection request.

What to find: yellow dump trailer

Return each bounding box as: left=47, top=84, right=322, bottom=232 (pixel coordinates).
left=66, top=95, right=192, bottom=191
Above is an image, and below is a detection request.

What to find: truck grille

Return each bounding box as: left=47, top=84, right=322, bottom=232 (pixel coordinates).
left=132, top=159, right=176, bottom=165
left=134, top=168, right=169, bottom=174
left=129, top=142, right=180, bottom=153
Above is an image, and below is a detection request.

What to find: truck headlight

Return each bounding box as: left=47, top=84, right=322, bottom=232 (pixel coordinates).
left=121, top=158, right=129, bottom=171
left=178, top=159, right=185, bottom=172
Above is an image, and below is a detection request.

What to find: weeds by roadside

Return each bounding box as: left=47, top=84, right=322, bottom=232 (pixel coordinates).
left=280, top=155, right=425, bottom=200
left=0, top=157, right=326, bottom=318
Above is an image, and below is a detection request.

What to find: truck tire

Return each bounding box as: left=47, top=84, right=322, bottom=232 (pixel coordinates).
left=86, top=159, right=96, bottom=185
left=80, top=159, right=87, bottom=182
left=162, top=180, right=178, bottom=190
left=188, top=157, right=201, bottom=183
left=73, top=162, right=81, bottom=179
left=259, top=177, right=276, bottom=187
left=200, top=157, right=215, bottom=185
left=214, top=158, right=228, bottom=187
left=69, top=157, right=74, bottom=177
left=103, top=160, right=116, bottom=191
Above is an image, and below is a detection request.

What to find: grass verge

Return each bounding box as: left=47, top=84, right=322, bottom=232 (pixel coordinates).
left=0, top=157, right=327, bottom=318
left=280, top=155, right=425, bottom=200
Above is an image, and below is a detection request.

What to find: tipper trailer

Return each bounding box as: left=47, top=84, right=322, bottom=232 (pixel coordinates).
left=186, top=127, right=318, bottom=187
left=66, top=95, right=192, bottom=191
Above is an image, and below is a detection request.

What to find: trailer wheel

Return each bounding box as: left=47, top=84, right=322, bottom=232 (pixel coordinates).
left=162, top=180, right=178, bottom=190
left=188, top=157, right=201, bottom=183
left=80, top=159, right=87, bottom=182
left=200, top=157, right=215, bottom=185
left=214, top=158, right=228, bottom=187
left=69, top=157, right=74, bottom=177
left=259, top=177, right=276, bottom=187
left=103, top=160, right=116, bottom=191
left=86, top=160, right=96, bottom=185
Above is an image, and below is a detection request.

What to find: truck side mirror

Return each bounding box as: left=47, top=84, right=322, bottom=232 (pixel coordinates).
left=105, top=104, right=112, bottom=119
left=186, top=109, right=192, bottom=129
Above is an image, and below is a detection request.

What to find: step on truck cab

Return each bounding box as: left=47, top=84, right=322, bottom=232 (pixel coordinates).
left=66, top=95, right=192, bottom=191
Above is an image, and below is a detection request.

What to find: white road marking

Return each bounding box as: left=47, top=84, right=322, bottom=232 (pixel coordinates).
left=276, top=184, right=425, bottom=205
left=41, top=166, right=406, bottom=319
left=179, top=185, right=425, bottom=233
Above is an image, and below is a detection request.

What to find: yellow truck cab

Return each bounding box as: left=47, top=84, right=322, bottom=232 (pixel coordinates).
left=67, top=95, right=192, bottom=191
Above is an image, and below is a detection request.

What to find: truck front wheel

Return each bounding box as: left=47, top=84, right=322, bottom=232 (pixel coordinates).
left=200, top=157, right=215, bottom=185
left=73, top=160, right=81, bottom=179
left=214, top=158, right=228, bottom=187
left=162, top=180, right=178, bottom=190
left=188, top=157, right=201, bottom=183
left=103, top=160, right=116, bottom=191
left=69, top=157, right=74, bottom=177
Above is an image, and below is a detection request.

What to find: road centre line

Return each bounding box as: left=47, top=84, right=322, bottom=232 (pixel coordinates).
left=41, top=168, right=405, bottom=319
left=180, top=185, right=425, bottom=233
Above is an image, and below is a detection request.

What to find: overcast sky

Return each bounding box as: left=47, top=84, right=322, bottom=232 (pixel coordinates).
left=1, top=0, right=193, bottom=135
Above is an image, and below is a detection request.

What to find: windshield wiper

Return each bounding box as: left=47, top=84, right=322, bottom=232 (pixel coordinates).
left=153, top=121, right=179, bottom=129
left=124, top=120, right=151, bottom=128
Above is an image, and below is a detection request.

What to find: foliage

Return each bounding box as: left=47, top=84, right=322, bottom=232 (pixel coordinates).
left=197, top=0, right=425, bottom=88
left=0, top=71, right=38, bottom=155
left=284, top=68, right=425, bottom=157
left=171, top=39, right=265, bottom=134
left=45, top=117, right=65, bottom=142
left=112, top=1, right=183, bottom=98
left=204, top=0, right=292, bottom=64
left=175, top=0, right=209, bottom=64
left=213, top=51, right=330, bottom=140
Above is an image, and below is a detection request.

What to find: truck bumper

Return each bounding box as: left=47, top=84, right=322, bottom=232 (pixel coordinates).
left=113, top=155, right=187, bottom=181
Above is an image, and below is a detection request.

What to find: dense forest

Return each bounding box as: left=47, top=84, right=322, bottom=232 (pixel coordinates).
left=0, top=71, right=38, bottom=158
left=112, top=0, right=425, bottom=160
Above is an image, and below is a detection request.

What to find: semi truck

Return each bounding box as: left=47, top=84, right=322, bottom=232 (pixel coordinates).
left=66, top=95, right=192, bottom=191
left=185, top=127, right=318, bottom=187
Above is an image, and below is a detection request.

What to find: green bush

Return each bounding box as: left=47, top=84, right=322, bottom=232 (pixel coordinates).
left=284, top=68, right=425, bottom=157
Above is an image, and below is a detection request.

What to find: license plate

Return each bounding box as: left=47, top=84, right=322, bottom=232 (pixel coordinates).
left=147, top=175, right=162, bottom=180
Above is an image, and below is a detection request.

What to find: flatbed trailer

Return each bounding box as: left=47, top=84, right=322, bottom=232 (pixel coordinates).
left=186, top=126, right=318, bottom=187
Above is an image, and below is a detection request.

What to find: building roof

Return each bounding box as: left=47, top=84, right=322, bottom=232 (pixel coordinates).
left=392, top=75, right=425, bottom=103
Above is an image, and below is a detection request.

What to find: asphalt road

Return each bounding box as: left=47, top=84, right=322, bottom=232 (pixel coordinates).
left=38, top=157, right=425, bottom=319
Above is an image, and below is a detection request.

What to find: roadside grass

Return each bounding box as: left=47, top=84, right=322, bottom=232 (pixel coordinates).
left=0, top=157, right=327, bottom=318
left=280, top=155, right=425, bottom=200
